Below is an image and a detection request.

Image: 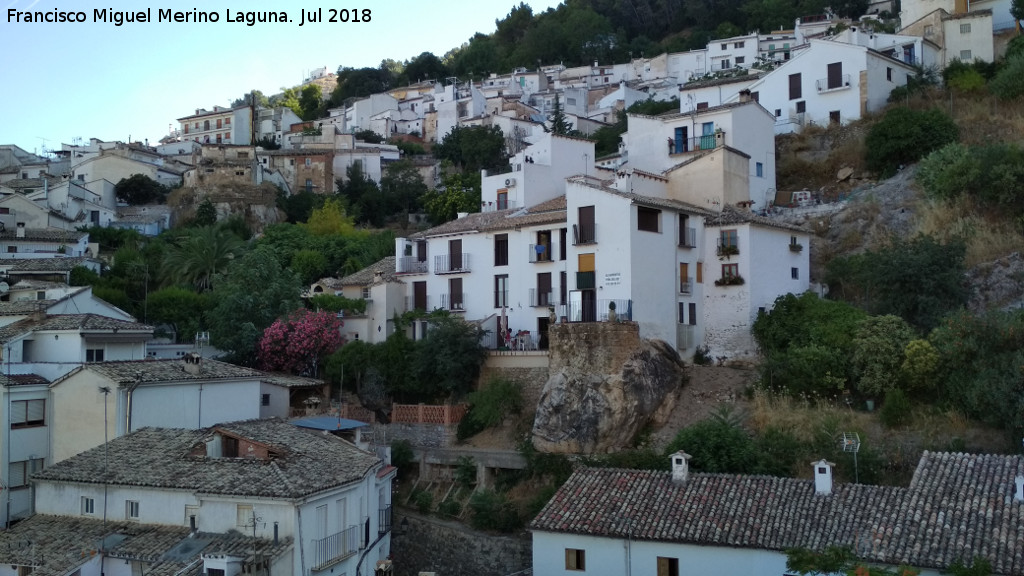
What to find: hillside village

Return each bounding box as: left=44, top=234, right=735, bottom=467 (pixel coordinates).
left=0, top=0, right=1023, bottom=575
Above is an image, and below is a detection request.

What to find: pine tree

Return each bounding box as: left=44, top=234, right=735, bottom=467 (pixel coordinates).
left=549, top=94, right=571, bottom=135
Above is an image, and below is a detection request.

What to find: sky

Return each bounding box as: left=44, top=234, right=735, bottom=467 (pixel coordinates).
left=1, top=0, right=563, bottom=155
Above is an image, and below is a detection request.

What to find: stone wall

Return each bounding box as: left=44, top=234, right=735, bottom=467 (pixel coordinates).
left=478, top=365, right=550, bottom=409
left=389, top=423, right=458, bottom=449
left=391, top=509, right=532, bottom=576
left=548, top=321, right=642, bottom=374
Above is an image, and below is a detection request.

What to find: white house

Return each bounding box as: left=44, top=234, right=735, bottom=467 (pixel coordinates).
left=0, top=227, right=91, bottom=259
left=531, top=451, right=1024, bottom=576
left=0, top=256, right=102, bottom=284
left=48, top=357, right=328, bottom=463
left=480, top=133, right=595, bottom=213
left=0, top=372, right=52, bottom=526
left=33, top=418, right=395, bottom=576
left=0, top=284, right=135, bottom=327
left=311, top=256, right=406, bottom=345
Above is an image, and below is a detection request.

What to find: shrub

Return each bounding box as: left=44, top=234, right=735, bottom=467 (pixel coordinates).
left=413, top=490, right=433, bottom=514
left=391, top=439, right=414, bottom=477
left=989, top=54, right=1024, bottom=101
left=851, top=315, right=917, bottom=397
left=865, top=107, right=958, bottom=177
left=458, top=377, right=524, bottom=440
left=454, top=456, right=477, bottom=489
left=665, top=408, right=758, bottom=474
left=879, top=388, right=912, bottom=428
left=468, top=489, right=522, bottom=532
left=900, top=339, right=940, bottom=393
left=437, top=498, right=462, bottom=518
left=943, top=59, right=989, bottom=91
left=693, top=345, right=712, bottom=365
left=917, top=143, right=980, bottom=200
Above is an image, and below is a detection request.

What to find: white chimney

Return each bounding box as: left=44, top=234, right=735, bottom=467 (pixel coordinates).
left=813, top=459, right=835, bottom=495
left=670, top=450, right=692, bottom=485
left=456, top=212, right=469, bottom=219
left=16, top=223, right=25, bottom=238
left=1015, top=475, right=1023, bottom=501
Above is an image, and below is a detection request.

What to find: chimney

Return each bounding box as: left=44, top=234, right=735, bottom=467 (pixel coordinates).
left=182, top=352, right=202, bottom=375
left=669, top=450, right=692, bottom=485
left=1015, top=475, right=1024, bottom=502
left=456, top=212, right=469, bottom=219
left=813, top=459, right=835, bottom=495
left=738, top=89, right=752, bottom=103
left=16, top=222, right=25, bottom=238
left=273, top=522, right=279, bottom=545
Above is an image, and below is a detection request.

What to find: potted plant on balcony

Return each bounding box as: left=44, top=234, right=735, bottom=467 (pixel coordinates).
left=607, top=300, right=617, bottom=322
left=718, top=244, right=739, bottom=260
left=789, top=242, right=804, bottom=253
left=714, top=274, right=746, bottom=286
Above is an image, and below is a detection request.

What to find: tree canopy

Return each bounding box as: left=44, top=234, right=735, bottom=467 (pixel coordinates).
left=115, top=174, right=169, bottom=205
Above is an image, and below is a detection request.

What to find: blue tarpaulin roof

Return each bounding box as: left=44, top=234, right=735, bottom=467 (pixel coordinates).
left=291, top=416, right=368, bottom=431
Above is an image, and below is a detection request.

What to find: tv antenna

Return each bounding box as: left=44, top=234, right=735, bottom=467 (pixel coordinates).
left=840, top=432, right=861, bottom=483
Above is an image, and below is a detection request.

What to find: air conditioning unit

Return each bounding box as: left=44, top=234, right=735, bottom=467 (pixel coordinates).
left=504, top=177, right=516, bottom=187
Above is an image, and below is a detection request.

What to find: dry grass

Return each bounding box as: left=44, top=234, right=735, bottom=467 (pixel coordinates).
left=914, top=196, right=1024, bottom=267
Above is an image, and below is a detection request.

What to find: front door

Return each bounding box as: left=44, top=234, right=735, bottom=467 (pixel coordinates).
left=538, top=317, right=550, bottom=350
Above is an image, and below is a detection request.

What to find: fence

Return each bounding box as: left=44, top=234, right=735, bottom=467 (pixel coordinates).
left=391, top=403, right=468, bottom=425
left=339, top=403, right=377, bottom=424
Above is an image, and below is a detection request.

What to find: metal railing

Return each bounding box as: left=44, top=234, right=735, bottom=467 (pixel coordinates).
left=816, top=73, right=851, bottom=92
left=598, top=299, right=632, bottom=321
left=434, top=254, right=471, bottom=274
left=529, top=289, right=553, bottom=307
left=528, top=244, right=554, bottom=263
left=572, top=223, right=597, bottom=245
left=440, top=293, right=466, bottom=311
left=482, top=199, right=519, bottom=213
left=397, top=256, right=428, bottom=274
left=406, top=295, right=430, bottom=311
left=670, top=133, right=722, bottom=154
left=311, top=524, right=360, bottom=570
left=680, top=277, right=694, bottom=294
left=679, top=227, right=697, bottom=248
left=379, top=505, right=392, bottom=536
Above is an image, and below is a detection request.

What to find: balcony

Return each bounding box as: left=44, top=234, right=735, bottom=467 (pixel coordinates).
left=789, top=242, right=804, bottom=253
left=434, top=254, right=471, bottom=274
left=669, top=133, right=723, bottom=155
left=529, top=244, right=554, bottom=263
left=397, top=256, right=428, bottom=274
left=379, top=504, right=392, bottom=536
left=816, top=74, right=851, bottom=92
left=482, top=199, right=519, bottom=213
left=440, top=293, right=466, bottom=311
left=717, top=242, right=739, bottom=258
left=598, top=299, right=632, bottom=321
left=529, top=289, right=553, bottom=307
left=576, top=271, right=595, bottom=290
left=677, top=324, right=696, bottom=350
left=406, top=295, right=431, bottom=311
left=572, top=223, right=597, bottom=245
left=680, top=277, right=694, bottom=294
left=311, top=525, right=360, bottom=570
left=679, top=227, right=697, bottom=248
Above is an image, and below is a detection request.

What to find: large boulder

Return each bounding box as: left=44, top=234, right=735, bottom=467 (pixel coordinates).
left=532, top=322, right=687, bottom=454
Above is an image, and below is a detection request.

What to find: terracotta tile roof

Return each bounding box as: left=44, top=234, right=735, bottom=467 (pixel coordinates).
left=534, top=452, right=1024, bottom=574
left=76, top=358, right=263, bottom=385
left=0, top=256, right=90, bottom=272
left=413, top=196, right=569, bottom=239
left=0, top=515, right=291, bottom=576
left=0, top=228, right=87, bottom=242
left=337, top=256, right=399, bottom=285
left=0, top=373, right=49, bottom=387
left=0, top=314, right=153, bottom=343
left=705, top=204, right=809, bottom=233
left=0, top=299, right=55, bottom=315
left=33, top=418, right=383, bottom=499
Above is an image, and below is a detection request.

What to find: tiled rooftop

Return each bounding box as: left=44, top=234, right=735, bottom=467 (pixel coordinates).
left=412, top=197, right=569, bottom=239
left=0, top=313, right=153, bottom=343
left=337, top=255, right=399, bottom=285
left=0, top=228, right=87, bottom=242
left=77, top=358, right=263, bottom=385
left=0, top=373, right=49, bottom=387
left=533, top=452, right=1024, bottom=574
left=34, top=418, right=382, bottom=499
left=0, top=515, right=292, bottom=576
left=0, top=256, right=90, bottom=272
left=705, top=204, right=809, bottom=233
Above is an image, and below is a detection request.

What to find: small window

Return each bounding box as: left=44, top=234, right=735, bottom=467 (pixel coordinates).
left=8, top=458, right=44, bottom=489
left=225, top=118, right=231, bottom=125
left=565, top=548, right=586, bottom=571
left=36, top=291, right=45, bottom=300
left=689, top=303, right=697, bottom=326
left=305, top=179, right=314, bottom=192
left=7, top=247, right=17, bottom=254
left=720, top=43, right=727, bottom=50
left=720, top=229, right=738, bottom=248
left=735, top=41, right=744, bottom=48
left=722, top=263, right=739, bottom=278
left=637, top=206, right=661, bottom=233
left=289, top=159, right=295, bottom=166
left=792, top=267, right=800, bottom=279
left=960, top=50, right=972, bottom=60
left=721, top=59, right=731, bottom=69
left=658, top=557, right=680, bottom=576
left=261, top=394, right=270, bottom=407
left=237, top=504, right=253, bottom=527
left=126, top=500, right=140, bottom=520
left=494, top=233, right=509, bottom=266
left=305, top=157, right=312, bottom=166
left=82, top=496, right=95, bottom=515
left=960, top=23, right=971, bottom=33
left=86, top=349, right=105, bottom=362
left=736, top=56, right=745, bottom=64
left=796, top=101, right=806, bottom=113
left=775, top=109, right=782, bottom=117
left=756, top=162, right=763, bottom=178
left=924, top=24, right=934, bottom=36
left=887, top=67, right=893, bottom=81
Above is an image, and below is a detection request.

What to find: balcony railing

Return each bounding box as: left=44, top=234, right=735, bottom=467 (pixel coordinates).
left=680, top=277, right=694, bottom=294
left=670, top=133, right=723, bottom=155
left=529, top=289, right=553, bottom=307
left=717, top=241, right=740, bottom=258
left=572, top=223, right=597, bottom=245
left=441, top=293, right=466, bottom=311
left=816, top=74, right=851, bottom=92
left=482, top=199, right=520, bottom=213
left=679, top=227, right=697, bottom=248
left=677, top=324, right=696, bottom=350
left=434, top=254, right=471, bottom=274
left=397, top=256, right=428, bottom=274
left=529, top=244, right=554, bottom=263
left=311, top=525, right=360, bottom=570
left=576, top=271, right=596, bottom=290
left=379, top=504, right=392, bottom=536
left=598, top=299, right=632, bottom=321
left=406, top=295, right=430, bottom=311
left=789, top=242, right=804, bottom=253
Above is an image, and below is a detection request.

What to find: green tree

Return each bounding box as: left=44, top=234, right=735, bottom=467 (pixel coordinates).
left=336, top=162, right=383, bottom=226
left=161, top=227, right=247, bottom=291
left=989, top=54, right=1024, bottom=101
left=380, top=159, right=427, bottom=218
left=304, top=198, right=357, bottom=236
left=298, top=84, right=323, bottom=120
left=665, top=407, right=757, bottom=473
left=409, top=314, right=489, bottom=401
left=276, top=190, right=324, bottom=223
left=207, top=249, right=303, bottom=365
left=330, top=67, right=393, bottom=105
left=851, top=315, right=916, bottom=397
left=865, top=107, right=958, bottom=177
left=548, top=93, right=571, bottom=135
left=900, top=339, right=940, bottom=392
left=916, top=143, right=980, bottom=200
left=231, top=89, right=269, bottom=108
left=458, top=377, right=524, bottom=440
left=1011, top=0, right=1024, bottom=28
left=423, top=171, right=481, bottom=224
left=434, top=125, right=507, bottom=173
left=114, top=174, right=169, bottom=205
left=402, top=52, right=449, bottom=84
left=147, top=287, right=211, bottom=343
left=290, top=249, right=329, bottom=285
left=194, top=198, right=218, bottom=227
left=449, top=33, right=501, bottom=78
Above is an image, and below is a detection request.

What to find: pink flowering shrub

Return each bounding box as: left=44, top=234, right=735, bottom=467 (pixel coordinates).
left=259, top=309, right=343, bottom=374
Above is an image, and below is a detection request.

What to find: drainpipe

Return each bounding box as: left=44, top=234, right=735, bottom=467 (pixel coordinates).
left=124, top=372, right=143, bottom=434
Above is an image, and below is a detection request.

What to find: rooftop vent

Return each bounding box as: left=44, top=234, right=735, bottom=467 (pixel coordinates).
left=813, top=459, right=835, bottom=495
left=669, top=450, right=692, bottom=485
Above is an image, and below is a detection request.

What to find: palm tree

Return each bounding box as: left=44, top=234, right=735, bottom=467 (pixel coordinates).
left=162, top=227, right=246, bottom=291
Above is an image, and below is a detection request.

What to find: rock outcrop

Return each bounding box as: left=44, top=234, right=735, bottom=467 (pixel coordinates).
left=532, top=322, right=687, bottom=454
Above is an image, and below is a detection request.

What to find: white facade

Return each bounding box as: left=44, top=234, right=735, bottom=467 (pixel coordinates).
left=481, top=133, right=594, bottom=212
left=706, top=34, right=761, bottom=71
left=0, top=381, right=50, bottom=526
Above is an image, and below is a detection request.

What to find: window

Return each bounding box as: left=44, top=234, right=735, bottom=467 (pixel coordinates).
left=203, top=120, right=210, bottom=131
left=82, top=496, right=95, bottom=515
left=756, top=162, right=763, bottom=178
left=678, top=302, right=686, bottom=323
left=696, top=261, right=703, bottom=284
left=7, top=246, right=17, bottom=254
left=887, top=67, right=893, bottom=81
left=225, top=117, right=231, bottom=125
left=495, top=275, right=509, bottom=308
left=721, top=59, right=731, bottom=69
left=86, top=348, right=104, bottom=362
left=560, top=228, right=567, bottom=260
left=689, top=303, right=697, bottom=326
left=261, top=394, right=270, bottom=407
left=11, top=399, right=45, bottom=429
left=960, top=50, right=972, bottom=60
left=225, top=132, right=230, bottom=140
left=736, top=56, right=745, bottom=64
left=565, top=548, right=586, bottom=571
left=789, top=73, right=802, bottom=100
left=36, top=291, right=45, bottom=300
left=535, top=230, right=552, bottom=262
left=8, top=458, right=44, bottom=489
left=796, top=101, right=806, bottom=113
left=237, top=504, right=253, bottom=527
left=924, top=24, right=934, bottom=36
left=830, top=111, right=841, bottom=124
left=722, top=263, right=739, bottom=278
left=735, top=41, right=745, bottom=48
left=126, top=500, right=140, bottom=520
left=657, top=557, right=680, bottom=576
left=494, top=233, right=508, bottom=266
left=960, top=23, right=971, bottom=33
left=289, top=159, right=295, bottom=166
left=216, top=119, right=222, bottom=129
left=680, top=263, right=690, bottom=293
left=637, top=206, right=660, bottom=233
left=497, top=189, right=508, bottom=210
left=792, top=267, right=800, bottom=279
left=305, top=179, right=314, bottom=192
left=575, top=206, right=596, bottom=244
left=775, top=108, right=782, bottom=117
left=305, top=157, right=312, bottom=167
left=827, top=62, right=843, bottom=89
left=720, top=229, right=738, bottom=248
left=720, top=43, right=727, bottom=49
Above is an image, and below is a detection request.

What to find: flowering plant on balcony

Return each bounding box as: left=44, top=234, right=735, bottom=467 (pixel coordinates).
left=717, top=244, right=740, bottom=259
left=714, top=274, right=746, bottom=286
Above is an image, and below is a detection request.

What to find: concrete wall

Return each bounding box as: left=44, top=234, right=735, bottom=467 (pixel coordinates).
left=392, top=510, right=531, bottom=576
left=389, top=423, right=459, bottom=449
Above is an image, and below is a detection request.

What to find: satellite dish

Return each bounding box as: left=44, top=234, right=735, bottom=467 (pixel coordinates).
left=0, top=282, right=9, bottom=293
